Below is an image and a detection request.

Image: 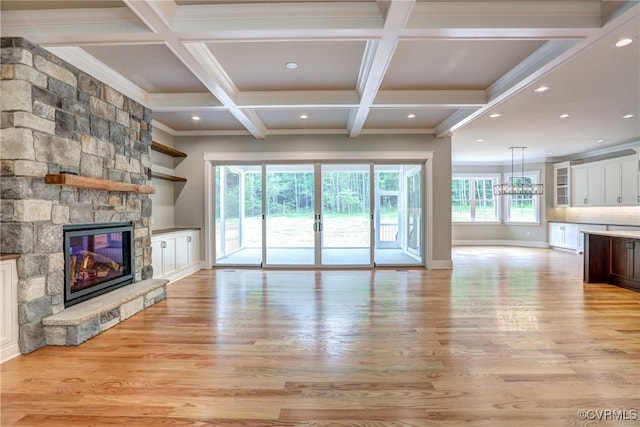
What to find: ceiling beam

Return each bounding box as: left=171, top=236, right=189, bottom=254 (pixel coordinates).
left=348, top=0, right=416, bottom=138
left=122, top=0, right=267, bottom=139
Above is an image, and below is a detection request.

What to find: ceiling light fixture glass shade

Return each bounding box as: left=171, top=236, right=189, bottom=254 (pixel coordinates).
left=493, top=147, right=544, bottom=196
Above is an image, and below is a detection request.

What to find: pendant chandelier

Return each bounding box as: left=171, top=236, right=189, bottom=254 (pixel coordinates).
left=493, top=146, right=544, bottom=196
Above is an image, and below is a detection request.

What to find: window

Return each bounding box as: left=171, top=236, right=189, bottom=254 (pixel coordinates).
left=505, top=172, right=540, bottom=223
left=452, top=175, right=499, bottom=222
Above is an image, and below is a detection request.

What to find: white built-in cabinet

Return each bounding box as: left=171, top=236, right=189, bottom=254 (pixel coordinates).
left=566, top=154, right=639, bottom=207
left=548, top=222, right=579, bottom=251
left=151, top=229, right=200, bottom=283
left=1, top=255, right=20, bottom=362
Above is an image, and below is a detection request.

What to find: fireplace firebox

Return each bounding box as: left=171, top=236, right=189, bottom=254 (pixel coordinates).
left=63, top=222, right=134, bottom=307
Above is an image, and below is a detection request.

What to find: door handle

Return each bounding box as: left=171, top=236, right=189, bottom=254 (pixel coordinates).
left=313, top=222, right=317, bottom=232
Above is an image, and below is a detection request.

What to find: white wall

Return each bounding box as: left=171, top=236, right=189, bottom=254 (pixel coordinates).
left=170, top=134, right=453, bottom=267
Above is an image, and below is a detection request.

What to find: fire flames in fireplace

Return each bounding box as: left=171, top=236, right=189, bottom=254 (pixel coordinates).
left=69, top=233, right=125, bottom=292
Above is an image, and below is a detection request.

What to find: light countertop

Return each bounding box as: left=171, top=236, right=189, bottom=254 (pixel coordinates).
left=583, top=230, right=640, bottom=239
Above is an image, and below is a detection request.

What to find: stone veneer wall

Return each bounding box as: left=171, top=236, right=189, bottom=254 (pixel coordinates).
left=0, top=38, right=153, bottom=353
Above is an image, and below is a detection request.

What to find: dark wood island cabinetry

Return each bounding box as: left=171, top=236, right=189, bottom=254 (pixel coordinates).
left=583, top=231, right=640, bottom=291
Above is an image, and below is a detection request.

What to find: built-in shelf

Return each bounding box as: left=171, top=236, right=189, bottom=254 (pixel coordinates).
left=150, top=141, right=188, bottom=183
left=45, top=174, right=155, bottom=194
left=151, top=172, right=188, bottom=182
left=150, top=141, right=187, bottom=158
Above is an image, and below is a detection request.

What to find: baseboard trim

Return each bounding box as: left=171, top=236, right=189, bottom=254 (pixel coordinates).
left=427, top=259, right=453, bottom=269
left=453, top=240, right=549, bottom=249
left=165, top=265, right=201, bottom=284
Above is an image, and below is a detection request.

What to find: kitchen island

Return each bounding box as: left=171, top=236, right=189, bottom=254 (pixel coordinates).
left=583, top=230, right=640, bottom=291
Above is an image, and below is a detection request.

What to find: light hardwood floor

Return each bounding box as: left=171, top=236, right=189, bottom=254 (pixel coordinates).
left=2, top=247, right=639, bottom=426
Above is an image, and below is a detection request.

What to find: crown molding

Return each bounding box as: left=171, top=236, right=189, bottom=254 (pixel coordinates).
left=44, top=46, right=148, bottom=106
left=148, top=93, right=223, bottom=112
left=152, top=120, right=177, bottom=136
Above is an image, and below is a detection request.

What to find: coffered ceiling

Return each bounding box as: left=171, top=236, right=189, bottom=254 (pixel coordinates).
left=2, top=0, right=638, bottom=164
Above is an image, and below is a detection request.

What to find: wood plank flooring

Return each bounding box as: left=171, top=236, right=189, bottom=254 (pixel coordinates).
left=2, top=247, right=639, bottom=426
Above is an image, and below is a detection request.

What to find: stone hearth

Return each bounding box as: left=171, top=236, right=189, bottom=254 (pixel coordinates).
left=1, top=37, right=159, bottom=353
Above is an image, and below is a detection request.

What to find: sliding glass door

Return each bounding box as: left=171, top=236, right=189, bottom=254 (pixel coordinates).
left=215, top=165, right=262, bottom=266
left=374, top=164, right=423, bottom=266
left=320, top=164, right=372, bottom=266
left=213, top=161, right=423, bottom=268
left=264, top=164, right=316, bottom=266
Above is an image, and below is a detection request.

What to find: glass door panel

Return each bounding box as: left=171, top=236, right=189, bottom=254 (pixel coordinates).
left=406, top=167, right=422, bottom=258
left=215, top=165, right=262, bottom=266
left=374, top=164, right=423, bottom=266
left=320, top=164, right=371, bottom=266
left=265, top=164, right=316, bottom=266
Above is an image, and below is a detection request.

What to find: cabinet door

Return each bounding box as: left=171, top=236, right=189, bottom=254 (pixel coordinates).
left=549, top=223, right=564, bottom=247
left=631, top=240, right=640, bottom=284
left=572, top=168, right=588, bottom=206
left=563, top=224, right=578, bottom=250
left=609, top=238, right=629, bottom=281
left=188, top=231, right=200, bottom=267
left=587, top=165, right=605, bottom=206
left=554, top=164, right=570, bottom=207
left=0, top=260, right=18, bottom=357
left=620, top=158, right=639, bottom=205
left=151, top=238, right=164, bottom=278
left=604, top=162, right=621, bottom=205
left=162, top=237, right=177, bottom=277
left=175, top=234, right=190, bottom=271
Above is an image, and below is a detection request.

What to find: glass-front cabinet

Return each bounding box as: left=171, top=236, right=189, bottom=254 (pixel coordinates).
left=553, top=161, right=570, bottom=207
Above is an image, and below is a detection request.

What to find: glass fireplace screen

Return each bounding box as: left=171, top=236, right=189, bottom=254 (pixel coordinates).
left=64, top=222, right=133, bottom=306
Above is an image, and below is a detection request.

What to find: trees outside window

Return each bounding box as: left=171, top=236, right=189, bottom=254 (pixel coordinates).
left=452, top=176, right=499, bottom=222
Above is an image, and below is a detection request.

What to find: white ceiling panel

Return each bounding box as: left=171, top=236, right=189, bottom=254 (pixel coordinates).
left=365, top=108, right=458, bottom=130
left=206, top=41, right=366, bottom=91
left=383, top=40, right=546, bottom=90
left=256, top=109, right=352, bottom=130
left=82, top=44, right=208, bottom=93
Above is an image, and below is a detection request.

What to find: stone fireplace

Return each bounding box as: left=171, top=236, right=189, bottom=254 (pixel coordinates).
left=1, top=37, right=164, bottom=354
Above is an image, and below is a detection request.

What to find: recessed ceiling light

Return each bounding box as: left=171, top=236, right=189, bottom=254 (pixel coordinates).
left=475, top=139, right=484, bottom=142
left=615, top=37, right=633, bottom=47
left=407, top=113, right=416, bottom=119
left=560, top=113, right=570, bottom=118
left=546, top=152, right=553, bottom=155
left=622, top=114, right=635, bottom=119
left=534, top=85, right=550, bottom=93
left=489, top=113, right=501, bottom=118
left=300, top=114, right=308, bottom=119
left=191, top=115, right=200, bottom=121
left=596, top=139, right=605, bottom=143
left=286, top=62, right=298, bottom=69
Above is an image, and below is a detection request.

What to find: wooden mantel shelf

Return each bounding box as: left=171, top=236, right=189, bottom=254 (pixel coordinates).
left=45, top=174, right=155, bottom=194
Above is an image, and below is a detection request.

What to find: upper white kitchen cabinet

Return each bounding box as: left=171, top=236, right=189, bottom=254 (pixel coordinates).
left=604, top=155, right=638, bottom=206
left=571, top=163, right=605, bottom=207
left=571, top=155, right=639, bottom=207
